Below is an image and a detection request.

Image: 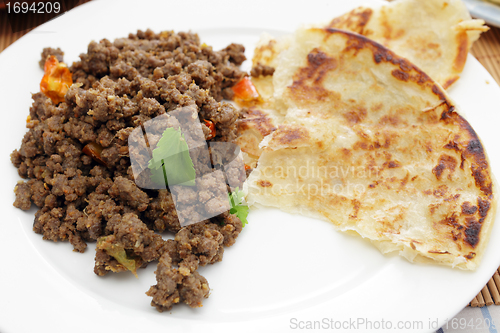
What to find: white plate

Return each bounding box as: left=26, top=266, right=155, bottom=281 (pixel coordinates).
left=463, top=0, right=500, bottom=28
left=1, top=1, right=500, bottom=332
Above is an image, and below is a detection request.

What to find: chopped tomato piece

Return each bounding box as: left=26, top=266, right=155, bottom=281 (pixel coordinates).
left=40, top=55, right=73, bottom=104
left=204, top=119, right=216, bottom=140
left=244, top=164, right=251, bottom=171
left=231, top=77, right=259, bottom=102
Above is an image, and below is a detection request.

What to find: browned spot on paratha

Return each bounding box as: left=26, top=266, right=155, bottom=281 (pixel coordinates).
left=432, top=155, right=457, bottom=180
left=238, top=108, right=277, bottom=137
left=453, top=31, right=469, bottom=73
left=327, top=7, right=373, bottom=35
left=257, top=180, right=273, bottom=188
left=271, top=125, right=310, bottom=146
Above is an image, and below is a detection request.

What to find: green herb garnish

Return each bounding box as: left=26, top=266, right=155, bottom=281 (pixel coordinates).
left=148, top=127, right=196, bottom=186
left=228, top=187, right=249, bottom=227
left=97, top=236, right=140, bottom=277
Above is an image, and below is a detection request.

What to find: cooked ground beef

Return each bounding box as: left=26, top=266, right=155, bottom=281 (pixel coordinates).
left=146, top=251, right=210, bottom=311
left=94, top=212, right=167, bottom=276
left=13, top=181, right=33, bottom=210
left=175, top=222, right=225, bottom=266
left=12, top=29, right=247, bottom=312
left=250, top=62, right=275, bottom=77
left=71, top=30, right=246, bottom=101
left=39, top=47, right=64, bottom=69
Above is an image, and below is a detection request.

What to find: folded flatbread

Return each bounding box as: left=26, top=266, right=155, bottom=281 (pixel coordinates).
left=250, top=0, right=487, bottom=93
left=327, top=0, right=488, bottom=89
left=246, top=27, right=496, bottom=270
left=239, top=0, right=488, bottom=163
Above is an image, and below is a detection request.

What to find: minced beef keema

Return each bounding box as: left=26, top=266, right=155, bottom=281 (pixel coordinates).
left=12, top=29, right=247, bottom=311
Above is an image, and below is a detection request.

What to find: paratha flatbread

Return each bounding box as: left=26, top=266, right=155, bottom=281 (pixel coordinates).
left=327, top=0, right=488, bottom=89
left=236, top=107, right=282, bottom=165
left=238, top=0, right=487, bottom=163
left=251, top=33, right=292, bottom=102
left=246, top=27, right=496, bottom=270
left=250, top=0, right=488, bottom=92
left=235, top=34, right=289, bottom=165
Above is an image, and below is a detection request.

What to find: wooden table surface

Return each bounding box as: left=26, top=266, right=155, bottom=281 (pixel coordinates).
left=1, top=0, right=500, bottom=308
left=471, top=26, right=500, bottom=86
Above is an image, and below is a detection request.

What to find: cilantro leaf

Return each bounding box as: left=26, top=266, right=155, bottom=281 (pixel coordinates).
left=228, top=187, right=249, bottom=227
left=97, top=236, right=140, bottom=278
left=148, top=127, right=196, bottom=186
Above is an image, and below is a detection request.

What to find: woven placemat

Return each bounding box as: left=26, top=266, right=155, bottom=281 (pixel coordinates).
left=0, top=0, right=93, bottom=52
left=1, top=0, right=500, bottom=309
left=471, top=27, right=500, bottom=86
left=467, top=26, right=500, bottom=307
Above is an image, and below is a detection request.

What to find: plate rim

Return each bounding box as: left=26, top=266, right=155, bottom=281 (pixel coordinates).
left=1, top=1, right=500, bottom=332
